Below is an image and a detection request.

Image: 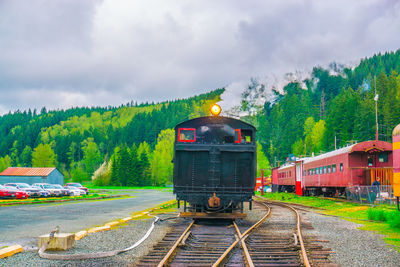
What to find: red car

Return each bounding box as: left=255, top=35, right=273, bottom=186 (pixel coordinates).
left=64, top=183, right=89, bottom=195
left=0, top=185, right=28, bottom=199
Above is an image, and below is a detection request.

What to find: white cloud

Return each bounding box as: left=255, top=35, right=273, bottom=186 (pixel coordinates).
left=0, top=0, right=399, bottom=114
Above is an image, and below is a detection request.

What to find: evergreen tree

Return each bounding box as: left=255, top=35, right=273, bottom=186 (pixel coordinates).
left=20, top=145, right=32, bottom=166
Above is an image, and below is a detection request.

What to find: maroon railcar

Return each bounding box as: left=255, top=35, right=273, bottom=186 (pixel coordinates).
left=272, top=140, right=393, bottom=195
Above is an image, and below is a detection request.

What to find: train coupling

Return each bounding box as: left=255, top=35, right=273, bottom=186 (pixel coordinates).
left=208, top=192, right=220, bottom=208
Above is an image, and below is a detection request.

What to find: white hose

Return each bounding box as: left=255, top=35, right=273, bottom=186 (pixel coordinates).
left=38, top=216, right=159, bottom=260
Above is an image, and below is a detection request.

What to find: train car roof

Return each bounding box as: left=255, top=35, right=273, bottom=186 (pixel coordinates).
left=301, top=140, right=392, bottom=165
left=175, top=116, right=256, bottom=130
left=276, top=140, right=392, bottom=169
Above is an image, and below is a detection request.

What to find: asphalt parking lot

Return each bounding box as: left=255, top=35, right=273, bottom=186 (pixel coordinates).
left=0, top=189, right=174, bottom=248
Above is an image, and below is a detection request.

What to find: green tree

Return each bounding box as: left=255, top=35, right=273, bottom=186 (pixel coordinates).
left=70, top=163, right=88, bottom=182
left=0, top=155, right=12, bottom=172
left=20, top=145, right=32, bottom=166
left=257, top=141, right=271, bottom=177
left=32, top=143, right=56, bottom=167
left=151, top=129, right=175, bottom=186
left=81, top=138, right=102, bottom=179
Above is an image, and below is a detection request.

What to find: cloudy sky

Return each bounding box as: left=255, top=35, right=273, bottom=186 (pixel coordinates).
left=0, top=0, right=399, bottom=114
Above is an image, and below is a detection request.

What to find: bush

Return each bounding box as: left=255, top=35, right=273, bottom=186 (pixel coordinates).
left=388, top=213, right=400, bottom=229
left=367, top=208, right=387, bottom=222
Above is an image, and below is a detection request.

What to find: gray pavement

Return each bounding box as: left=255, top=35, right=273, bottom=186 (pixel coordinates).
left=0, top=189, right=174, bottom=248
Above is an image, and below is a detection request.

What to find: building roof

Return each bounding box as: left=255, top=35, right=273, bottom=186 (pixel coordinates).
left=0, top=167, right=56, bottom=177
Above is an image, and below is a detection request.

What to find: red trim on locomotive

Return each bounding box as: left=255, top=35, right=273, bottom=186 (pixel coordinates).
left=235, top=129, right=241, bottom=143
left=178, top=128, right=196, bottom=142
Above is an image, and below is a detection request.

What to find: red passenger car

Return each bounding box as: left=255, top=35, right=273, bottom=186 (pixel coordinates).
left=272, top=140, right=393, bottom=196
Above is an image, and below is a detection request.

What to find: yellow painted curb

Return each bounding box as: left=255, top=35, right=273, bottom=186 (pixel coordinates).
left=120, top=216, right=132, bottom=223
left=74, top=230, right=88, bottom=240
left=88, top=225, right=111, bottom=234
left=105, top=221, right=120, bottom=227
left=0, top=245, right=23, bottom=259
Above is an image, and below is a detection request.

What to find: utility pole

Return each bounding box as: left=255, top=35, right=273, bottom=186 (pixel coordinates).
left=375, top=76, right=379, bottom=141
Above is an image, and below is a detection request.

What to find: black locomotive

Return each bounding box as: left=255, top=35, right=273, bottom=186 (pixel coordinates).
left=173, top=110, right=256, bottom=213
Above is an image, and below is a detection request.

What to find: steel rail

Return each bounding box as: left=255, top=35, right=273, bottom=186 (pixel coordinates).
left=157, top=220, right=194, bottom=267
left=212, top=201, right=271, bottom=267
left=233, top=222, right=254, bottom=267
left=269, top=201, right=311, bottom=267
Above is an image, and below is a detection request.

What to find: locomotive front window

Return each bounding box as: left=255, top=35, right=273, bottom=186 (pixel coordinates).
left=241, top=129, right=253, bottom=143
left=178, top=128, right=196, bottom=142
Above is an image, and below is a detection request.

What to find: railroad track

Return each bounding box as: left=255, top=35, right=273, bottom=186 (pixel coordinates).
left=137, top=200, right=333, bottom=266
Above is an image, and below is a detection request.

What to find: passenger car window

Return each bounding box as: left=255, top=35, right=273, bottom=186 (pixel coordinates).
left=178, top=128, right=196, bottom=142
left=332, top=164, right=336, bottom=173
left=340, top=163, right=343, bottom=172
left=379, top=153, right=388, bottom=163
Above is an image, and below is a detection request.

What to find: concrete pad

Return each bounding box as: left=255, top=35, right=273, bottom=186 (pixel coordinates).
left=120, top=216, right=132, bottom=222
left=38, top=233, right=75, bottom=251
left=88, top=225, right=111, bottom=233
left=74, top=230, right=87, bottom=240
left=0, top=245, right=23, bottom=258
left=105, top=221, right=120, bottom=227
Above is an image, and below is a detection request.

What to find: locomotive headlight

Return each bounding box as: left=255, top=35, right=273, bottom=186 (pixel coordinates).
left=210, top=104, right=221, bottom=116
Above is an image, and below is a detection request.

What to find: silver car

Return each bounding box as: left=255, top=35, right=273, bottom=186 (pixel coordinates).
left=63, top=186, right=86, bottom=196
left=32, top=183, right=63, bottom=197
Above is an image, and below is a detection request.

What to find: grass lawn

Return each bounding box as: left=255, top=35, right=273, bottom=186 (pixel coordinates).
left=259, top=192, right=400, bottom=252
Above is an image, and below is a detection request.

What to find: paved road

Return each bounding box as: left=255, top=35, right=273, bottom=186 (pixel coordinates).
left=0, top=189, right=174, bottom=248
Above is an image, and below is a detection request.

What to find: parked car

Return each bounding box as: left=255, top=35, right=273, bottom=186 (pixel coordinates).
left=63, top=186, right=86, bottom=196
left=64, top=183, right=89, bottom=195
left=52, top=184, right=72, bottom=196
left=0, top=184, right=17, bottom=198
left=32, top=183, right=63, bottom=197
left=31, top=186, right=51, bottom=198
left=4, top=183, right=41, bottom=197
left=4, top=186, right=29, bottom=199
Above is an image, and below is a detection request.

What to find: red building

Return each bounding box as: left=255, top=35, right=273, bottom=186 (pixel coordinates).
left=272, top=140, right=393, bottom=196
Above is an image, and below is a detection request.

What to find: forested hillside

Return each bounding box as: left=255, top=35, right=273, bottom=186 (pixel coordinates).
left=1, top=50, right=399, bottom=184
left=0, top=89, right=224, bottom=185
left=251, top=50, right=400, bottom=166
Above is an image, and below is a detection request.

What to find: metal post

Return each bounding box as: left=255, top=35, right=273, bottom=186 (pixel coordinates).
left=261, top=169, right=264, bottom=196
left=184, top=200, right=186, bottom=212
left=374, top=76, right=379, bottom=141
left=177, top=200, right=180, bottom=209
left=397, top=197, right=399, bottom=211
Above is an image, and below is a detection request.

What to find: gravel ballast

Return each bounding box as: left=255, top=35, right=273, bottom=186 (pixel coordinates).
left=304, top=211, right=400, bottom=267
left=2, top=203, right=400, bottom=266
left=1, top=213, right=179, bottom=267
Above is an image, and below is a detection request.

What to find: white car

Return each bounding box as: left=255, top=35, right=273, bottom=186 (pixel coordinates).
left=63, top=186, right=86, bottom=196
